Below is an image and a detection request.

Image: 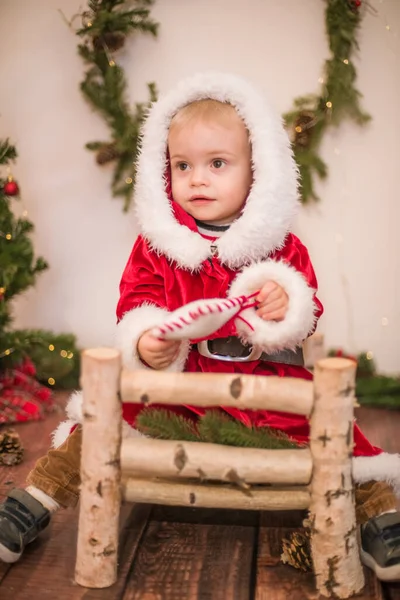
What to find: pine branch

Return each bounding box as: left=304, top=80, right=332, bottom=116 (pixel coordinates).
left=136, top=409, right=199, bottom=441
left=71, top=0, right=158, bottom=210
left=136, top=408, right=301, bottom=450
left=284, top=0, right=371, bottom=204
left=0, top=140, right=17, bottom=165
left=202, top=416, right=299, bottom=450
left=197, top=410, right=231, bottom=443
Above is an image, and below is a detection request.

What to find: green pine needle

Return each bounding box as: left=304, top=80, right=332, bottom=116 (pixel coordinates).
left=136, top=408, right=301, bottom=450
left=0, top=138, right=81, bottom=388
left=198, top=412, right=299, bottom=449
left=71, top=0, right=159, bottom=211
left=0, top=139, right=17, bottom=165
left=197, top=410, right=230, bottom=443
left=284, top=0, right=371, bottom=204
left=136, top=409, right=199, bottom=442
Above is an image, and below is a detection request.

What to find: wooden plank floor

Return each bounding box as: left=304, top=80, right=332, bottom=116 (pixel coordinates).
left=0, top=394, right=400, bottom=599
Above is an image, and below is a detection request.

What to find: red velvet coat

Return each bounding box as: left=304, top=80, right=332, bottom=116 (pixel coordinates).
left=116, top=207, right=380, bottom=458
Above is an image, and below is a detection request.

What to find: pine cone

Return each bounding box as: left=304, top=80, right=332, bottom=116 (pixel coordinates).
left=96, top=143, right=120, bottom=165
left=0, top=428, right=24, bottom=466
left=93, top=32, right=125, bottom=52
left=281, top=529, right=312, bottom=572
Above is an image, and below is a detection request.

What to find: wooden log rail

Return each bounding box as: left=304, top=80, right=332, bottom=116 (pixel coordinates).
left=122, top=477, right=311, bottom=511
left=121, top=438, right=312, bottom=485
left=120, top=369, right=314, bottom=416
left=75, top=348, right=364, bottom=599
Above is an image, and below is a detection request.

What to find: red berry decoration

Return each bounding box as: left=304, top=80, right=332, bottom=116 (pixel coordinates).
left=3, top=175, right=19, bottom=197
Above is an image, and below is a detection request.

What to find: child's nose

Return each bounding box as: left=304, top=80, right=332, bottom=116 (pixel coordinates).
left=190, top=167, right=208, bottom=186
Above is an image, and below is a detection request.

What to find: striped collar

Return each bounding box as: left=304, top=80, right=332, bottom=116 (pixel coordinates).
left=194, top=219, right=231, bottom=238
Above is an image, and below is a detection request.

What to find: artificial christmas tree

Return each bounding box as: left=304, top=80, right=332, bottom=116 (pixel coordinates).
left=0, top=139, right=80, bottom=424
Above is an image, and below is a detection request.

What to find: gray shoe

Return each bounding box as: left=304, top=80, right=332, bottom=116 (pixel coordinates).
left=0, top=489, right=51, bottom=563
left=360, top=512, right=400, bottom=581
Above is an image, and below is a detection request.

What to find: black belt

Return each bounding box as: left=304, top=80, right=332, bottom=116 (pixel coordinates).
left=195, top=336, right=304, bottom=366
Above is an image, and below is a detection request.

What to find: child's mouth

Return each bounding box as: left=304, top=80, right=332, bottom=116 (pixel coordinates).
left=189, top=196, right=215, bottom=206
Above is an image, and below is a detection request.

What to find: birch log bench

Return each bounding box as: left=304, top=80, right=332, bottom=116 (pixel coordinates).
left=74, top=348, right=365, bottom=599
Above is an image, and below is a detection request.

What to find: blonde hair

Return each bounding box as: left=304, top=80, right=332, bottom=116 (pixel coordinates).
left=170, top=99, right=244, bottom=132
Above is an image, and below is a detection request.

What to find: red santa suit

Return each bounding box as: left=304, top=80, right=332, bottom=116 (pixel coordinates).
left=58, top=72, right=400, bottom=493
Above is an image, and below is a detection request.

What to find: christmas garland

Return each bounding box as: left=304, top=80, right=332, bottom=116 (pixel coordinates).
left=69, top=0, right=158, bottom=211
left=284, top=0, right=371, bottom=203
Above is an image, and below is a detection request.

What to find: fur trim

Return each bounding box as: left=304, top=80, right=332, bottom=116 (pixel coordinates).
left=51, top=392, right=145, bottom=448
left=353, top=453, right=400, bottom=497
left=229, top=260, right=317, bottom=352
left=65, top=390, right=83, bottom=422
left=135, top=71, right=299, bottom=270
left=51, top=390, right=84, bottom=448
left=115, top=303, right=190, bottom=372
left=51, top=419, right=77, bottom=449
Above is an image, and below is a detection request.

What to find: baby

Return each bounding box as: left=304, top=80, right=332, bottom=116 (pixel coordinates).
left=1, top=72, right=399, bottom=582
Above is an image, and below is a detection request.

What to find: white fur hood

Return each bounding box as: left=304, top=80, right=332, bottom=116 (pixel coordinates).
left=134, top=71, right=299, bottom=271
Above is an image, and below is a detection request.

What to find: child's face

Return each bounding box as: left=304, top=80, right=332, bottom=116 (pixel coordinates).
left=168, top=114, right=252, bottom=225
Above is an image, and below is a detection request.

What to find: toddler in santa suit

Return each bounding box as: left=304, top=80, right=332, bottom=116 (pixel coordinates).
left=1, top=72, right=400, bottom=580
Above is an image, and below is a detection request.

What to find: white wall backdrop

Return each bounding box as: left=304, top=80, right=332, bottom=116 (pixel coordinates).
left=0, top=0, right=399, bottom=372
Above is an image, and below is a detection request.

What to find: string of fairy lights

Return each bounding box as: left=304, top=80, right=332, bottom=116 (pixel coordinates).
left=1, top=342, right=75, bottom=387
left=0, top=343, right=75, bottom=386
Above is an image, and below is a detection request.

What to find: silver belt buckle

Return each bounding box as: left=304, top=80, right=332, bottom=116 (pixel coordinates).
left=197, top=340, right=262, bottom=362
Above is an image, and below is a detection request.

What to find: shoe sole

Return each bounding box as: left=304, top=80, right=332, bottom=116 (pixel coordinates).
left=0, top=541, right=22, bottom=563
left=360, top=548, right=400, bottom=582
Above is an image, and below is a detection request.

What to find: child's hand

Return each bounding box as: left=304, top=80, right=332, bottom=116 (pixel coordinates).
left=137, top=330, right=181, bottom=370
left=256, top=281, right=289, bottom=322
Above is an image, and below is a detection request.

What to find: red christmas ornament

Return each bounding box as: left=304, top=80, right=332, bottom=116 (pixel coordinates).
left=3, top=175, right=19, bottom=196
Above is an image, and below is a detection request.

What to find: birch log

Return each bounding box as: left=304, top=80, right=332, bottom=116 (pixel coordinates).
left=75, top=348, right=122, bottom=589
left=121, top=370, right=313, bottom=416
left=303, top=332, right=326, bottom=368
left=121, top=438, right=312, bottom=485
left=309, top=357, right=364, bottom=599
left=122, top=477, right=311, bottom=510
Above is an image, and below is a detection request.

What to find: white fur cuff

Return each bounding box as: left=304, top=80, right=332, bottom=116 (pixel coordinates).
left=115, top=304, right=190, bottom=372
left=229, top=260, right=317, bottom=352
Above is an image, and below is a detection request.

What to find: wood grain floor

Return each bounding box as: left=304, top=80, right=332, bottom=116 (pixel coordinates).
left=0, top=394, right=399, bottom=599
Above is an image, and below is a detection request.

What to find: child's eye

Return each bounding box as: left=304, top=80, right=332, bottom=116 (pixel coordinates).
left=177, top=162, right=189, bottom=171
left=212, top=159, right=225, bottom=169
